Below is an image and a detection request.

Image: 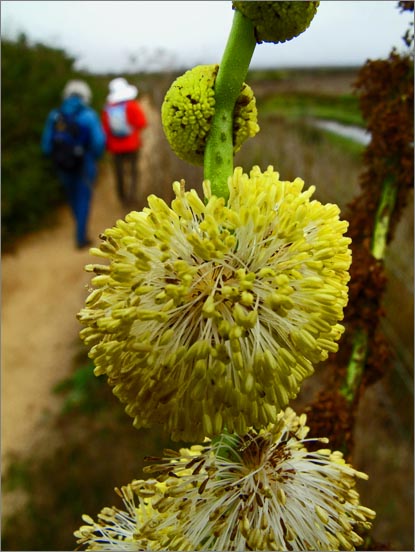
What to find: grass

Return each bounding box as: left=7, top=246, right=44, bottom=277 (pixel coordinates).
left=52, top=363, right=107, bottom=415
left=234, top=113, right=364, bottom=212
left=319, top=128, right=366, bottom=157
left=1, top=350, right=180, bottom=551
left=257, top=91, right=364, bottom=127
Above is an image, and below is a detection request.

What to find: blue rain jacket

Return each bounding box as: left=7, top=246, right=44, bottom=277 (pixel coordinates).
left=41, top=95, right=106, bottom=177
left=41, top=95, right=106, bottom=247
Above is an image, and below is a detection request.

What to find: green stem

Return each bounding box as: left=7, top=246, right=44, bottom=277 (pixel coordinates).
left=340, top=327, right=369, bottom=403
left=204, top=9, right=256, bottom=199
left=211, top=431, right=240, bottom=462
left=341, top=176, right=398, bottom=403
left=370, top=176, right=398, bottom=261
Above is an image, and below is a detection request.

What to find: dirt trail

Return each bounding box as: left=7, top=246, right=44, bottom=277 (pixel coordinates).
left=1, top=96, right=159, bottom=470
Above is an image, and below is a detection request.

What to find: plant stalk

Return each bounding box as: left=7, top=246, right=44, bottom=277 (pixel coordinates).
left=204, top=9, right=256, bottom=199
left=370, top=176, right=398, bottom=261
left=341, top=175, right=398, bottom=403
left=340, top=327, right=369, bottom=402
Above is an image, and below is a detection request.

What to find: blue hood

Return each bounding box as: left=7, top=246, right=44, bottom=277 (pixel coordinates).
left=60, top=95, right=86, bottom=116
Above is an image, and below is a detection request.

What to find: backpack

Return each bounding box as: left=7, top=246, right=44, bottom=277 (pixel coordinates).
left=51, top=110, right=89, bottom=171
left=106, top=102, right=133, bottom=138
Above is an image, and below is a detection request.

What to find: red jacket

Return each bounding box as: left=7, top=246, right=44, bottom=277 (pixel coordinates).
left=102, top=99, right=147, bottom=154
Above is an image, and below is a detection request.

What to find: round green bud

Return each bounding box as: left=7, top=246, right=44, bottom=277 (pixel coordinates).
left=232, top=1, right=319, bottom=44
left=161, top=64, right=259, bottom=165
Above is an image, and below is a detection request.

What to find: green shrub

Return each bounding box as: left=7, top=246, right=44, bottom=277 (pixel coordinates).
left=1, top=36, right=76, bottom=247
left=1, top=35, right=108, bottom=249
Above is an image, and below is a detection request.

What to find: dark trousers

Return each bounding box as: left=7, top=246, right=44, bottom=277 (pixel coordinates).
left=113, top=150, right=140, bottom=205
left=58, top=164, right=94, bottom=248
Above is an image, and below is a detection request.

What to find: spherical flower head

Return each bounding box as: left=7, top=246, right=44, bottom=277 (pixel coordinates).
left=78, top=166, right=351, bottom=442
left=144, top=408, right=376, bottom=551
left=74, top=479, right=189, bottom=551
left=161, top=64, right=259, bottom=165
left=76, top=409, right=375, bottom=551
left=233, top=1, right=320, bottom=44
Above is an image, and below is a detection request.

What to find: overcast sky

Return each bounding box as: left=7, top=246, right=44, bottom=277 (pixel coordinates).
left=2, top=1, right=412, bottom=73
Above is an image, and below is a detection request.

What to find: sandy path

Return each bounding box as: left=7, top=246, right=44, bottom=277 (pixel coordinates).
left=1, top=96, right=159, bottom=469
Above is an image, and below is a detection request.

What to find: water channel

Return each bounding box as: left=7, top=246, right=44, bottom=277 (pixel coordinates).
left=310, top=118, right=371, bottom=145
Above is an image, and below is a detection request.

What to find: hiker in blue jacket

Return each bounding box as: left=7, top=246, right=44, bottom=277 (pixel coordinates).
left=41, top=80, right=106, bottom=249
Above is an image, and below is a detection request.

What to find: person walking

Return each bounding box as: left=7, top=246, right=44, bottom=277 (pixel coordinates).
left=41, top=80, right=105, bottom=249
left=102, top=77, right=147, bottom=207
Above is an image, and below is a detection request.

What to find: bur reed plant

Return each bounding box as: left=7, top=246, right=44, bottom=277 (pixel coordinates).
left=303, top=0, right=414, bottom=457
left=75, top=2, right=382, bottom=550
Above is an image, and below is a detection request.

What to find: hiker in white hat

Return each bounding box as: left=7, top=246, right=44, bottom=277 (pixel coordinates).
left=102, top=77, right=147, bottom=207
left=107, top=77, right=138, bottom=103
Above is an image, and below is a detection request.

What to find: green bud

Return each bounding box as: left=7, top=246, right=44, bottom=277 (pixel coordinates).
left=232, top=1, right=319, bottom=44
left=161, top=64, right=259, bottom=165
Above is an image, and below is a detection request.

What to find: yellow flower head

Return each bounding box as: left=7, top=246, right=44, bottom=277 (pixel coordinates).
left=75, top=409, right=375, bottom=551
left=78, top=166, right=351, bottom=442
left=144, top=408, right=375, bottom=551
left=233, top=1, right=320, bottom=44
left=161, top=64, right=259, bottom=165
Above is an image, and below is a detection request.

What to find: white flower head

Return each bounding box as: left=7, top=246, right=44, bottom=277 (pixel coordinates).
left=75, top=409, right=375, bottom=551
left=144, top=408, right=375, bottom=551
